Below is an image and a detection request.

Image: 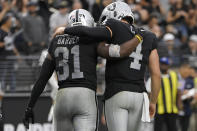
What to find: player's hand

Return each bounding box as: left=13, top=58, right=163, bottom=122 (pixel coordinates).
left=134, top=27, right=146, bottom=39
left=23, top=107, right=34, bottom=129
left=101, top=114, right=106, bottom=125
left=149, top=103, right=156, bottom=119
left=52, top=27, right=65, bottom=38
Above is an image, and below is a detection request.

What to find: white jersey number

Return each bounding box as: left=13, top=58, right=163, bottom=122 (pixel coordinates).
left=54, top=45, right=84, bottom=81
left=129, top=42, right=143, bottom=70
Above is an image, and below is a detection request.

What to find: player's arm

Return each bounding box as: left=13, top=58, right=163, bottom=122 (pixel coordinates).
left=63, top=25, right=112, bottom=42
left=97, top=34, right=143, bottom=59
left=149, top=49, right=161, bottom=104
left=23, top=54, right=55, bottom=129
left=148, top=49, right=161, bottom=118
left=28, top=54, right=55, bottom=108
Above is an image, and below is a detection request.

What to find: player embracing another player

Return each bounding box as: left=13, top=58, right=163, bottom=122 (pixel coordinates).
left=55, top=1, right=161, bottom=131
left=23, top=6, right=145, bottom=131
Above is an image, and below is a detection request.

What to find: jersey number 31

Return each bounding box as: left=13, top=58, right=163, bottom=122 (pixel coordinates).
left=54, top=46, right=84, bottom=81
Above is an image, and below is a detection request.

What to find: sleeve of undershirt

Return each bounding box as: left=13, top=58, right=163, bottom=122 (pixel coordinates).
left=151, top=34, right=158, bottom=51
left=28, top=58, right=55, bottom=108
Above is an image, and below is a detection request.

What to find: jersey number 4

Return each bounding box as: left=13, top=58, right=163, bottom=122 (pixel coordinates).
left=54, top=46, right=84, bottom=81
left=129, top=42, right=143, bottom=70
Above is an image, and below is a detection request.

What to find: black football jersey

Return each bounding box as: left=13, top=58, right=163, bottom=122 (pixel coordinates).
left=104, top=19, right=158, bottom=99
left=48, top=34, right=98, bottom=91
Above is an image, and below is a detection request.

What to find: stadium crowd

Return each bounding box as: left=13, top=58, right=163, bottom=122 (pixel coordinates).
left=0, top=0, right=197, bottom=131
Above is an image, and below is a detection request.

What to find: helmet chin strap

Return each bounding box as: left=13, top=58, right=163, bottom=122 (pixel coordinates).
left=122, top=16, right=134, bottom=25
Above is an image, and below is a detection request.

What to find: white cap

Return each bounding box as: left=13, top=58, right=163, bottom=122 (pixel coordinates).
left=189, top=35, right=197, bottom=43
left=163, top=33, right=175, bottom=41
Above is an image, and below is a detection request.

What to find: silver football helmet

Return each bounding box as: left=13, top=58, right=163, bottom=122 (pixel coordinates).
left=99, top=1, right=134, bottom=24
left=68, top=9, right=94, bottom=27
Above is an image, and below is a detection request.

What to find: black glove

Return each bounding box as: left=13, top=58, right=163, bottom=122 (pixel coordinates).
left=23, top=107, right=34, bottom=129
left=133, top=26, right=146, bottom=39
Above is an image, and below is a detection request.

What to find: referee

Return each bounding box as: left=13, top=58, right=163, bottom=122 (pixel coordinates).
left=154, top=57, right=182, bottom=131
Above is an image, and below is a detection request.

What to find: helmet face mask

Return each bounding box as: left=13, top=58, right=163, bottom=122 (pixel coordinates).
left=99, top=2, right=134, bottom=24
left=122, top=16, right=134, bottom=25
left=68, top=9, right=94, bottom=27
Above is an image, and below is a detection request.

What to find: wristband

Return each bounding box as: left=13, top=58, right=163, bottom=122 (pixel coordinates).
left=135, top=35, right=143, bottom=43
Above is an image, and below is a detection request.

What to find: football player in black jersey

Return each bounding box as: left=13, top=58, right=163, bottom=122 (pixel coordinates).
left=23, top=9, right=143, bottom=131
left=55, top=2, right=161, bottom=131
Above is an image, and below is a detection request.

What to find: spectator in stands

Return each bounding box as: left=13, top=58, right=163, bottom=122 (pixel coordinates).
left=139, top=0, right=150, bottom=8
left=190, top=0, right=197, bottom=9
left=163, top=33, right=181, bottom=66
left=125, top=0, right=149, bottom=24
left=79, top=0, right=89, bottom=10
left=148, top=0, right=166, bottom=16
left=0, top=14, right=20, bottom=91
left=186, top=7, right=197, bottom=36
left=163, top=33, right=181, bottom=50
left=13, top=0, right=29, bottom=17
left=148, top=0, right=166, bottom=25
left=0, top=0, right=12, bottom=22
left=49, top=1, right=69, bottom=37
left=37, top=0, right=52, bottom=33
left=124, top=0, right=136, bottom=10
left=14, top=17, right=28, bottom=55
left=166, top=24, right=179, bottom=37
left=72, top=0, right=83, bottom=10
left=182, top=35, right=197, bottom=56
left=146, top=14, right=159, bottom=30
left=167, top=0, right=188, bottom=43
left=138, top=0, right=166, bottom=24
left=22, top=1, right=47, bottom=54
left=150, top=24, right=163, bottom=39
left=150, top=25, right=168, bottom=58
left=92, top=0, right=112, bottom=22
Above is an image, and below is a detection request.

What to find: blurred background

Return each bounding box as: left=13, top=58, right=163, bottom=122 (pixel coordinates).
left=0, top=0, right=197, bottom=131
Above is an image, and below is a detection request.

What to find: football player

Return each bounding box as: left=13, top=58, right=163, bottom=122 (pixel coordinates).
left=23, top=9, right=143, bottom=131
left=56, top=2, right=161, bottom=131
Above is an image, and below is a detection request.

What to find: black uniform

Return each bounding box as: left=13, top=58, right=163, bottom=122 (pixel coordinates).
left=104, top=19, right=157, bottom=99
left=27, top=34, right=99, bottom=131
left=48, top=34, right=98, bottom=91
left=61, top=18, right=159, bottom=131
left=103, top=19, right=158, bottom=131
left=63, top=19, right=158, bottom=99
left=49, top=35, right=99, bottom=131
left=27, top=34, right=99, bottom=108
